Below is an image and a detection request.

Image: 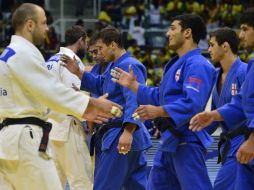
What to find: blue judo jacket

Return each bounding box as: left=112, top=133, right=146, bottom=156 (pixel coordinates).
left=80, top=52, right=152, bottom=151
left=137, top=48, right=216, bottom=152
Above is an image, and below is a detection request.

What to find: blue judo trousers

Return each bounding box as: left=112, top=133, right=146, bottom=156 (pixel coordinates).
left=206, top=57, right=247, bottom=190
left=80, top=52, right=152, bottom=190
left=217, top=58, right=254, bottom=190
left=136, top=48, right=216, bottom=190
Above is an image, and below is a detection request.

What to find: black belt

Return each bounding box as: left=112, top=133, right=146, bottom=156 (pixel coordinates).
left=218, top=127, right=251, bottom=164
left=0, top=117, right=52, bottom=152
left=89, top=121, right=123, bottom=156
left=154, top=117, right=183, bottom=139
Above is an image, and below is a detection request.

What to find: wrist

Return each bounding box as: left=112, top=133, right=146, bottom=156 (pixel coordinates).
left=211, top=110, right=223, bottom=122
left=76, top=69, right=84, bottom=80
left=130, top=81, right=139, bottom=93
left=248, top=131, right=254, bottom=141
left=158, top=106, right=168, bottom=117
left=124, top=123, right=137, bottom=134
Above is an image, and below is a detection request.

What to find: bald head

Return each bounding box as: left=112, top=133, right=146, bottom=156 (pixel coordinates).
left=12, top=3, right=42, bottom=31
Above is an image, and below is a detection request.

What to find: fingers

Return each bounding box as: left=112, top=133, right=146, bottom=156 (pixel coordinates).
left=132, top=112, right=140, bottom=120
left=100, top=93, right=109, bottom=99
left=92, top=115, right=109, bottom=124
left=60, top=54, right=71, bottom=62
left=114, top=67, right=125, bottom=74
left=129, top=64, right=134, bottom=75
left=110, top=102, right=123, bottom=111
left=110, top=69, right=121, bottom=79
left=111, top=106, right=123, bottom=117
left=236, top=149, right=254, bottom=164
left=117, top=144, right=130, bottom=155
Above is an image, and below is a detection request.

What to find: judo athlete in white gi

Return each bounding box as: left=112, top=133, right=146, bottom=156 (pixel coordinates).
left=0, top=3, right=122, bottom=190
left=111, top=14, right=215, bottom=190
left=45, top=25, right=93, bottom=190
left=61, top=26, right=152, bottom=190
left=190, top=8, right=254, bottom=190
left=205, top=28, right=247, bottom=190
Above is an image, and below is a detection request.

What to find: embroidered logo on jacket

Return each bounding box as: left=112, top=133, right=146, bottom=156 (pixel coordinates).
left=231, top=83, right=237, bottom=95
left=175, top=69, right=181, bottom=81
left=186, top=77, right=201, bottom=92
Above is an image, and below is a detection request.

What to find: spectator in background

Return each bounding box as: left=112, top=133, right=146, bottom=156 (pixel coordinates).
left=149, top=0, right=161, bottom=27
left=128, top=19, right=145, bottom=47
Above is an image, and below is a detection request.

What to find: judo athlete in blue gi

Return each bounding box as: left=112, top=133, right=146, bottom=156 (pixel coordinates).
left=61, top=26, right=152, bottom=190
left=86, top=35, right=111, bottom=178
left=111, top=14, right=215, bottom=190
left=190, top=8, right=254, bottom=190
left=205, top=28, right=247, bottom=190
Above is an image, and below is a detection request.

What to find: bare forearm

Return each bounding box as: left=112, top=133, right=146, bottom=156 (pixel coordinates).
left=124, top=123, right=137, bottom=134
left=130, top=81, right=140, bottom=93
left=76, top=69, right=84, bottom=80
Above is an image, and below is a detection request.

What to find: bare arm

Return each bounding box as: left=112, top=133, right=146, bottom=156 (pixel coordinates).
left=189, top=110, right=223, bottom=132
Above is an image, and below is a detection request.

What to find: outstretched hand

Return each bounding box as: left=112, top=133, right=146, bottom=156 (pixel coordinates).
left=189, top=111, right=215, bottom=132
left=132, top=105, right=166, bottom=121
left=60, top=54, right=84, bottom=79
left=111, top=65, right=139, bottom=93
left=82, top=94, right=123, bottom=124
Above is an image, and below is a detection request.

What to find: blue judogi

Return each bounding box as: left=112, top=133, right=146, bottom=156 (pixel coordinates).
left=80, top=52, right=152, bottom=190
left=218, top=58, right=254, bottom=190
left=137, top=48, right=215, bottom=190
left=206, top=58, right=247, bottom=190
left=89, top=63, right=109, bottom=179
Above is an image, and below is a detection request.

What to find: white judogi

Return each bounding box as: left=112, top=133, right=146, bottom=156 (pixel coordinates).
left=46, top=47, right=93, bottom=190
left=0, top=35, right=89, bottom=190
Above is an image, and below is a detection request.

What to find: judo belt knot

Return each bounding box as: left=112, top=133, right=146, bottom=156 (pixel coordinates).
left=154, top=117, right=183, bottom=139
left=0, top=117, right=52, bottom=152
left=218, top=127, right=251, bottom=164
left=89, top=120, right=123, bottom=156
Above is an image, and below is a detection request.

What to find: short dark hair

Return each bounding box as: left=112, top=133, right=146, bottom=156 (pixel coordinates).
left=88, top=32, right=99, bottom=47
left=171, top=14, right=206, bottom=44
left=209, top=27, right=239, bottom=54
left=65, top=25, right=87, bottom=46
left=98, top=26, right=124, bottom=48
left=12, top=3, right=39, bottom=31
left=240, top=7, right=254, bottom=28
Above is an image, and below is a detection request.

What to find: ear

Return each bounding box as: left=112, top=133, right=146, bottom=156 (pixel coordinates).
left=77, top=37, right=83, bottom=45
left=108, top=41, right=116, bottom=51
left=222, top=41, right=230, bottom=51
left=26, top=19, right=35, bottom=33
left=184, top=28, right=192, bottom=39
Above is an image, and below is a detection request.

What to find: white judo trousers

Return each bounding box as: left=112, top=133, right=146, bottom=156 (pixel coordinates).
left=50, top=119, right=93, bottom=190
left=46, top=47, right=93, bottom=190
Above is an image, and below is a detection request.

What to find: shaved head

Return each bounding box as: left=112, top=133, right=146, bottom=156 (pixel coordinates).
left=12, top=3, right=41, bottom=31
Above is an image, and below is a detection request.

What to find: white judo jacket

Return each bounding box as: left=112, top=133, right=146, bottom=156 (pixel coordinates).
left=0, top=35, right=89, bottom=160
left=46, top=47, right=86, bottom=141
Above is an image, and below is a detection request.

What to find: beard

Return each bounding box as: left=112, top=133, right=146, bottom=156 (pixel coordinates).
left=77, top=48, right=85, bottom=60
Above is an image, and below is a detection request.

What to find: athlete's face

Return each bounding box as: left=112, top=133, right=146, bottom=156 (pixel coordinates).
left=89, top=42, right=106, bottom=64
left=93, top=39, right=113, bottom=62
left=208, top=37, right=224, bottom=63
left=32, top=7, right=48, bottom=45
left=166, top=20, right=185, bottom=51
left=239, top=24, right=254, bottom=51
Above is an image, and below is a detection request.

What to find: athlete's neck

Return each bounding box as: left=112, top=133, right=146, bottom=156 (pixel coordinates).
left=113, top=49, right=126, bottom=63
left=220, top=54, right=237, bottom=73
left=177, top=42, right=197, bottom=57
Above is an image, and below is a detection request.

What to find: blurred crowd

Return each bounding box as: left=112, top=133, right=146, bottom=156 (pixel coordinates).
left=1, top=0, right=254, bottom=87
